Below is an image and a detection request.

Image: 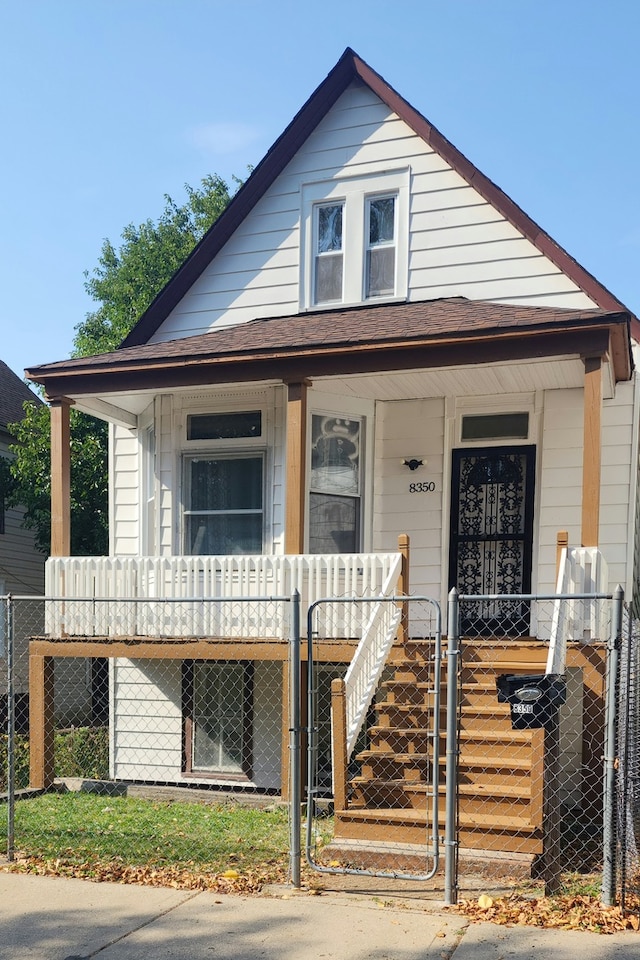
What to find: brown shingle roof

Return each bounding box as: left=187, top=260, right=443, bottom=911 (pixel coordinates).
left=26, top=297, right=631, bottom=384
left=0, top=359, right=41, bottom=429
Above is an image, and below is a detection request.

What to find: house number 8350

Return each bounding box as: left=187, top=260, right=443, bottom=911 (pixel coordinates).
left=409, top=481, right=436, bottom=493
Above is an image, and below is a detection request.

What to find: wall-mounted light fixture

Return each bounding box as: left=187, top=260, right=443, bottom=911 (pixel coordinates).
left=402, top=458, right=424, bottom=471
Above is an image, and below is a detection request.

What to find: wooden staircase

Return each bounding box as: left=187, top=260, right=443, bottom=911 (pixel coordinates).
left=333, top=638, right=549, bottom=858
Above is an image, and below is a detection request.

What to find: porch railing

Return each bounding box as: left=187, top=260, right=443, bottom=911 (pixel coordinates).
left=547, top=545, right=609, bottom=674
left=44, top=552, right=403, bottom=640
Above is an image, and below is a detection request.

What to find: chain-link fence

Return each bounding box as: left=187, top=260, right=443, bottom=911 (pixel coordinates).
left=619, top=609, right=640, bottom=916
left=2, top=593, right=297, bottom=885
left=1, top=587, right=636, bottom=907
left=452, top=591, right=616, bottom=898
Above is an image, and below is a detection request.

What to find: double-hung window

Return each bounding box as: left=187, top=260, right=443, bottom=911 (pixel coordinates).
left=301, top=169, right=408, bottom=309
left=183, top=411, right=264, bottom=556
left=315, top=202, right=344, bottom=303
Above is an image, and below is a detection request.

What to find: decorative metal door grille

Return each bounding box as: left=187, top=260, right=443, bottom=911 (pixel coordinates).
left=449, top=446, right=536, bottom=635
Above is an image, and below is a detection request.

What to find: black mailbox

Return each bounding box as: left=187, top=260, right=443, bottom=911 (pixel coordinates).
left=496, top=673, right=566, bottom=730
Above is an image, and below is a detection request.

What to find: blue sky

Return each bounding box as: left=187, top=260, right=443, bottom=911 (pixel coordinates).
left=2, top=0, right=638, bottom=381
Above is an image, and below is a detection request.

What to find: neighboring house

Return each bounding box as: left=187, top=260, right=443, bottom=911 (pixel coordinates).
left=24, top=50, right=637, bottom=856
left=0, top=359, right=44, bottom=727
left=0, top=360, right=44, bottom=598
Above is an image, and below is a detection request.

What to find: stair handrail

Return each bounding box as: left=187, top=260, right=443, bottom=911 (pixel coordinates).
left=547, top=546, right=609, bottom=674
left=342, top=554, right=403, bottom=758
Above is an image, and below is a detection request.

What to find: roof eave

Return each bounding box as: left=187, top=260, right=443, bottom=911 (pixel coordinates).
left=28, top=319, right=630, bottom=403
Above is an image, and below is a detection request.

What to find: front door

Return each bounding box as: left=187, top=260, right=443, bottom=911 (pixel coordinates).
left=449, top=446, right=536, bottom=635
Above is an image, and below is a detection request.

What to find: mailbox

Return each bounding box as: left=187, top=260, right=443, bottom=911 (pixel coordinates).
left=496, top=673, right=566, bottom=730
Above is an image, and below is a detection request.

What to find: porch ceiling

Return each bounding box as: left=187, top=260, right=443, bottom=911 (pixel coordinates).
left=61, top=355, right=598, bottom=425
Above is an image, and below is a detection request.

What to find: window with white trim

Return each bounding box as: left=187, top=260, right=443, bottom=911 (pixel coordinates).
left=182, top=409, right=265, bottom=556
left=301, top=170, right=408, bottom=309
left=184, top=454, right=264, bottom=555
left=309, top=414, right=362, bottom=553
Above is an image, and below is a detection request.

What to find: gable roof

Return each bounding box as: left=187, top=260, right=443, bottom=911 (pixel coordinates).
left=0, top=359, right=41, bottom=431
left=26, top=298, right=632, bottom=399
left=121, top=47, right=638, bottom=347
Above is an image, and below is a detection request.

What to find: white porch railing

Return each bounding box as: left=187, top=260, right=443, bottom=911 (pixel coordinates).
left=546, top=546, right=609, bottom=674
left=342, top=562, right=403, bottom=758
left=45, top=553, right=403, bottom=640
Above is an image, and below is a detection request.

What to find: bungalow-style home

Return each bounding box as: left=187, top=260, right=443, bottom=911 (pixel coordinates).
left=24, top=50, right=637, bottom=860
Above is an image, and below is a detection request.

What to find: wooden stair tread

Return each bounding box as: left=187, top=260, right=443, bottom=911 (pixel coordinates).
left=337, top=808, right=539, bottom=833
left=350, top=777, right=530, bottom=800
left=458, top=729, right=533, bottom=743
left=357, top=750, right=430, bottom=761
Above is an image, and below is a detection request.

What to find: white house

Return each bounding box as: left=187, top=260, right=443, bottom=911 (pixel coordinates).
left=24, top=50, right=637, bottom=856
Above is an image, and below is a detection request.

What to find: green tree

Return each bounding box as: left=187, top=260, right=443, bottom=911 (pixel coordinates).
left=10, top=174, right=235, bottom=554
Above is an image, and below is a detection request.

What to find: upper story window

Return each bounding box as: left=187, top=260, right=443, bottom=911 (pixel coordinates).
left=366, top=195, right=396, bottom=298
left=301, top=169, right=409, bottom=310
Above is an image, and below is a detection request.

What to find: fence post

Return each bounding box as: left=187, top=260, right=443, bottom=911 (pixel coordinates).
left=541, top=714, right=562, bottom=894
left=444, top=587, right=460, bottom=906
left=289, top=589, right=301, bottom=888
left=601, top=584, right=623, bottom=906
left=5, top=595, right=15, bottom=860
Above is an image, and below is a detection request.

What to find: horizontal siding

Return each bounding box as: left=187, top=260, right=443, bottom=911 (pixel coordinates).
left=154, top=83, right=595, bottom=344
left=0, top=504, right=44, bottom=594
left=537, top=388, right=583, bottom=593
left=111, top=425, right=139, bottom=556
left=536, top=382, right=635, bottom=594
left=373, top=398, right=445, bottom=600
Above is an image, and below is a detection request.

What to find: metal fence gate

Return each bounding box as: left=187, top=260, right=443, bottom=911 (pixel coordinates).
left=304, top=595, right=446, bottom=882
left=447, top=586, right=623, bottom=903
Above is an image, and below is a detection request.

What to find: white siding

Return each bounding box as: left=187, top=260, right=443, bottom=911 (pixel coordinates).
left=600, top=379, right=635, bottom=588
left=537, top=389, right=584, bottom=593
left=111, top=424, right=140, bottom=556
left=373, top=398, right=445, bottom=599
left=153, top=83, right=596, bottom=344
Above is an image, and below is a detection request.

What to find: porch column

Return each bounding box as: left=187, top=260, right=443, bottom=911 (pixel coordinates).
left=581, top=357, right=602, bottom=547
left=284, top=380, right=310, bottom=554
left=49, top=396, right=73, bottom=557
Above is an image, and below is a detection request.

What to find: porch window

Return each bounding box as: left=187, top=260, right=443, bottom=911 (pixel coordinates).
left=184, top=455, right=263, bottom=555
left=309, top=415, right=361, bottom=553
left=184, top=661, right=253, bottom=778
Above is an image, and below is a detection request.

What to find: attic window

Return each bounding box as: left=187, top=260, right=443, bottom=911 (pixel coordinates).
left=301, top=170, right=409, bottom=310
left=461, top=413, right=529, bottom=442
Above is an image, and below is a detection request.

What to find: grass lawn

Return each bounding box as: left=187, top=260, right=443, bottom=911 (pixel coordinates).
left=6, top=792, right=298, bottom=890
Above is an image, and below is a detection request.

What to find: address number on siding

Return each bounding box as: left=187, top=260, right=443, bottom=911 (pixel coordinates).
left=409, top=481, right=436, bottom=493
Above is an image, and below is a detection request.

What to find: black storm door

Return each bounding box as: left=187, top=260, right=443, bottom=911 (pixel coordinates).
left=449, top=446, right=536, bottom=636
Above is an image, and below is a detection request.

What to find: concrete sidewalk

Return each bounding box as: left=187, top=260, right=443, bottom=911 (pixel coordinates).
left=0, top=872, right=636, bottom=960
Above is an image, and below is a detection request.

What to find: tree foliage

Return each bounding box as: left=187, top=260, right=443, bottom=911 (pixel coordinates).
left=9, top=174, right=235, bottom=555
left=9, top=402, right=108, bottom=555
left=74, top=174, right=233, bottom=356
